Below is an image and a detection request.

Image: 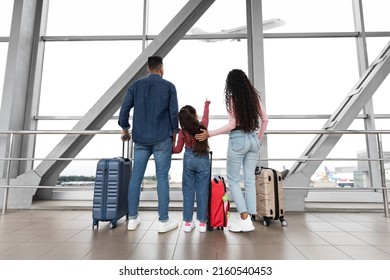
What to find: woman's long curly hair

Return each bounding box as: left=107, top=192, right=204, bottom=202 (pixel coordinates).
left=224, top=69, right=261, bottom=132
left=178, top=105, right=209, bottom=155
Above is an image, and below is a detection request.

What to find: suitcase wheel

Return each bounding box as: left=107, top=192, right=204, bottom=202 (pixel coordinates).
left=92, top=220, right=99, bottom=229
left=108, top=222, right=117, bottom=229
left=280, top=217, right=288, bottom=227
left=263, top=219, right=270, bottom=226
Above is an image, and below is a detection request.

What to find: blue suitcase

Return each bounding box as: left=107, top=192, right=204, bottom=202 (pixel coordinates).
left=92, top=141, right=132, bottom=229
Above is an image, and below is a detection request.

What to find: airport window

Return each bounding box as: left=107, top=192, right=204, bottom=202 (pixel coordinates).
left=37, top=0, right=390, bottom=186
left=164, top=40, right=248, bottom=115
left=0, top=44, right=7, bottom=106
left=2, top=1, right=390, bottom=210
left=366, top=38, right=390, bottom=115
left=0, top=0, right=12, bottom=107
left=0, top=0, right=13, bottom=36
left=39, top=41, right=141, bottom=116
left=46, top=0, right=144, bottom=35
left=262, top=0, right=354, bottom=32
left=148, top=0, right=188, bottom=34
left=362, top=0, right=390, bottom=31
left=264, top=38, right=359, bottom=115
left=178, top=0, right=246, bottom=37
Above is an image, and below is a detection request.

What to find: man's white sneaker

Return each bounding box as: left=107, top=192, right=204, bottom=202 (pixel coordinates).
left=240, top=215, right=255, bottom=232
left=158, top=219, right=178, bottom=233
left=127, top=216, right=141, bottom=231
left=184, top=221, right=196, bottom=233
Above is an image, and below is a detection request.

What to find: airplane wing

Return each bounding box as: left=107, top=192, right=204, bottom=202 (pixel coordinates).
left=189, top=18, right=285, bottom=37
left=263, top=18, right=285, bottom=30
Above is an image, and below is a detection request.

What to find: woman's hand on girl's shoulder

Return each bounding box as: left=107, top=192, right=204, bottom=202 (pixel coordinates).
left=195, top=129, right=209, bottom=141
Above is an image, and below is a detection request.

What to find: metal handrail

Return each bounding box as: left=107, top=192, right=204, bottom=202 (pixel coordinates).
left=1, top=129, right=389, bottom=216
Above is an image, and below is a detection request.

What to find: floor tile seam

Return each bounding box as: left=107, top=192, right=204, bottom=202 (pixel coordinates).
left=48, top=241, right=102, bottom=260
left=254, top=231, right=294, bottom=246
left=251, top=243, right=282, bottom=259
left=214, top=243, right=261, bottom=260
left=293, top=244, right=353, bottom=260
left=311, top=212, right=357, bottom=223
left=307, top=228, right=340, bottom=246
left=278, top=238, right=321, bottom=247
left=333, top=244, right=390, bottom=260
left=133, top=217, right=157, bottom=243
left=3, top=241, right=64, bottom=260
left=330, top=244, right=355, bottom=259
left=0, top=232, right=43, bottom=243
left=170, top=226, right=186, bottom=260
left=327, top=220, right=376, bottom=232
left=373, top=245, right=390, bottom=257
left=347, top=231, right=389, bottom=246
left=29, top=228, right=90, bottom=244
left=0, top=242, right=28, bottom=258
left=81, top=243, right=138, bottom=260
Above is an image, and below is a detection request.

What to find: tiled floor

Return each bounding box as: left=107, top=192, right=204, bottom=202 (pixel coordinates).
left=0, top=209, right=389, bottom=260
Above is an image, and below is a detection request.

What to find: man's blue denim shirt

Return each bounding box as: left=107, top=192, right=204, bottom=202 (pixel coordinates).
left=118, top=74, right=179, bottom=145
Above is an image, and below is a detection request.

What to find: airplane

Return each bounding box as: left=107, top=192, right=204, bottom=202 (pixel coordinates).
left=189, top=18, right=285, bottom=42
left=324, top=166, right=354, bottom=187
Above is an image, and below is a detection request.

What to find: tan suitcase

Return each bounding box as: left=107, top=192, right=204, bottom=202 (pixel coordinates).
left=255, top=167, right=288, bottom=226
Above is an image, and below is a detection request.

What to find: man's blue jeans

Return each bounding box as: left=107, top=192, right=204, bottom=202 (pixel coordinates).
left=226, top=130, right=260, bottom=215
left=182, top=148, right=210, bottom=222
left=128, top=137, right=172, bottom=222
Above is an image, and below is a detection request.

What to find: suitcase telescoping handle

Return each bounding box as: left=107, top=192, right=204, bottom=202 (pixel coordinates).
left=255, top=152, right=262, bottom=175
left=122, top=138, right=133, bottom=159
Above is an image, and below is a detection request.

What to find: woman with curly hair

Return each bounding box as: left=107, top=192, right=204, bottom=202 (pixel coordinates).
left=195, top=69, right=268, bottom=232
left=173, top=100, right=211, bottom=232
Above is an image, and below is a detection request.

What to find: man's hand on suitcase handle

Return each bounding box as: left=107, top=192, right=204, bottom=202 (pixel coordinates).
left=121, top=130, right=131, bottom=141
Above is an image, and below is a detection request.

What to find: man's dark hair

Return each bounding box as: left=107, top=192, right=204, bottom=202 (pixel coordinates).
left=148, top=56, right=163, bottom=70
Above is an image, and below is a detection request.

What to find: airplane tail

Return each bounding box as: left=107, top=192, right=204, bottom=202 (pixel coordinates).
left=324, top=166, right=332, bottom=176
left=281, top=165, right=289, bottom=180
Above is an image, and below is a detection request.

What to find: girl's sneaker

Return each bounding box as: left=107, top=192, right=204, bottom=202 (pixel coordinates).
left=198, top=222, right=207, bottom=233
left=184, top=221, right=196, bottom=232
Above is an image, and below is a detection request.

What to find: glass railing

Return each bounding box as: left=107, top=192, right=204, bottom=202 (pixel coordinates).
left=0, top=129, right=389, bottom=217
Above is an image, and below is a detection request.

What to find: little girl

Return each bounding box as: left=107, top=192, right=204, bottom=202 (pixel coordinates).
left=172, top=99, right=211, bottom=232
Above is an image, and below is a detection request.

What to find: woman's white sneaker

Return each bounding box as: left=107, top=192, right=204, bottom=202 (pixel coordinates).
left=228, top=221, right=241, bottom=232
left=240, top=215, right=255, bottom=232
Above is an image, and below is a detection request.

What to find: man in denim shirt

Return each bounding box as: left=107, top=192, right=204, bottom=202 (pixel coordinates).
left=118, top=56, right=179, bottom=233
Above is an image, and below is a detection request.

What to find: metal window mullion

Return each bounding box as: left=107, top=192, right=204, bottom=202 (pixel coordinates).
left=246, top=0, right=268, bottom=167
left=353, top=0, right=381, bottom=189
left=142, top=0, right=149, bottom=50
